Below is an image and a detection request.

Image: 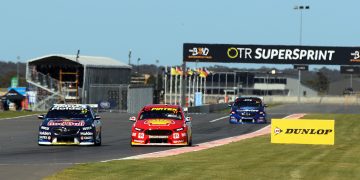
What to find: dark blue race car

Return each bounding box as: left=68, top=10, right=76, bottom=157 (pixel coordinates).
left=38, top=104, right=102, bottom=146
left=229, top=97, right=268, bottom=124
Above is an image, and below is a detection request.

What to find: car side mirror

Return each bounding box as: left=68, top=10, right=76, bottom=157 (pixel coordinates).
left=38, top=115, right=45, bottom=119
left=129, top=116, right=136, bottom=122
left=94, top=115, right=101, bottom=120
left=185, top=116, right=191, bottom=122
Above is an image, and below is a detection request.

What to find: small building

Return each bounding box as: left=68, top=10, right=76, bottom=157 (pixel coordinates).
left=26, top=54, right=132, bottom=110
left=1, top=87, right=29, bottom=111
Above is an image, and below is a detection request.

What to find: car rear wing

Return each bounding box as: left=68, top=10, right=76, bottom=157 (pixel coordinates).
left=52, top=104, right=99, bottom=112
left=87, top=104, right=99, bottom=113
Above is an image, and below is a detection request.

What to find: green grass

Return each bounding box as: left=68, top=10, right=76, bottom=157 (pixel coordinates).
left=0, top=111, right=42, bottom=119
left=46, top=114, right=360, bottom=180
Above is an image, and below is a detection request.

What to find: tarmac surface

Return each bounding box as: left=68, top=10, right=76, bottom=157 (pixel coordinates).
left=0, top=103, right=359, bottom=180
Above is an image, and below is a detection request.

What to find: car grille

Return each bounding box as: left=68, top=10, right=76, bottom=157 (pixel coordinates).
left=145, top=130, right=172, bottom=136
left=53, top=127, right=80, bottom=136
left=149, top=139, right=168, bottom=143
left=241, top=119, right=255, bottom=123
left=57, top=137, right=75, bottom=143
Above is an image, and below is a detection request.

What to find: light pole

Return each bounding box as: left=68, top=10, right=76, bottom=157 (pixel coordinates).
left=137, top=58, right=141, bottom=74
left=155, top=59, right=159, bottom=103
left=294, top=5, right=309, bottom=103
left=128, top=49, right=132, bottom=65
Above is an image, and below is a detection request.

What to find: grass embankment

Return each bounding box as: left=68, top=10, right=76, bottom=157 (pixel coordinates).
left=46, top=114, right=360, bottom=180
left=0, top=111, right=41, bottom=119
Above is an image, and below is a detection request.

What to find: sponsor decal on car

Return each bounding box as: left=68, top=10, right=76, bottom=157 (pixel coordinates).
left=144, top=119, right=175, bottom=126
left=134, top=139, right=144, bottom=143
left=149, top=135, right=169, bottom=139
left=39, top=131, right=51, bottom=135
left=173, top=140, right=185, bottom=143
left=47, top=120, right=85, bottom=127
left=271, top=119, right=335, bottom=145
left=51, top=104, right=86, bottom=110
left=80, top=136, right=93, bottom=140
left=149, top=107, right=178, bottom=113
left=40, top=126, right=50, bottom=130
left=80, top=132, right=93, bottom=136
left=138, top=133, right=145, bottom=139
left=39, top=135, right=49, bottom=139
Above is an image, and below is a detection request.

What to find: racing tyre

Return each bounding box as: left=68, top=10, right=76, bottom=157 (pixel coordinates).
left=94, top=132, right=102, bottom=146
left=187, top=136, right=193, bottom=146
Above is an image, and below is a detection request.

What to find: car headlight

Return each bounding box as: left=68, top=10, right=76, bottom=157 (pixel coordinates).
left=259, top=111, right=265, bottom=115
left=175, top=127, right=184, bottom=132
left=134, top=127, right=144, bottom=132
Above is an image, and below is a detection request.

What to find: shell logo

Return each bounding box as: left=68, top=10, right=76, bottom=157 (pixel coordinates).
left=145, top=119, right=175, bottom=126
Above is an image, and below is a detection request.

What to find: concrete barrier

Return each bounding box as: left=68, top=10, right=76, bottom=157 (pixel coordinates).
left=264, top=95, right=360, bottom=105
left=188, top=103, right=228, bottom=113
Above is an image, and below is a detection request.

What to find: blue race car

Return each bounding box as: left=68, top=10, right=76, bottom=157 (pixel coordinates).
left=38, top=104, right=102, bottom=146
left=229, top=97, right=268, bottom=124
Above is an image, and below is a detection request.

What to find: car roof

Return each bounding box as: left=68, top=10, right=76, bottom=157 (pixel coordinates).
left=236, top=97, right=262, bottom=100
left=143, top=104, right=181, bottom=108
left=50, top=104, right=89, bottom=110
left=141, top=104, right=182, bottom=111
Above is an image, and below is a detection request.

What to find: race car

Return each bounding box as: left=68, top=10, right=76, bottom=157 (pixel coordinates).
left=229, top=97, right=268, bottom=124
left=130, top=104, right=192, bottom=146
left=38, top=104, right=102, bottom=146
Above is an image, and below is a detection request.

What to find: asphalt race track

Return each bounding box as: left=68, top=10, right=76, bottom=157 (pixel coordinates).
left=0, top=104, right=359, bottom=180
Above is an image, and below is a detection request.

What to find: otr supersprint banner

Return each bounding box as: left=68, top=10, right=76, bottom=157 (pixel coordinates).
left=271, top=119, right=335, bottom=145
left=183, top=43, right=360, bottom=65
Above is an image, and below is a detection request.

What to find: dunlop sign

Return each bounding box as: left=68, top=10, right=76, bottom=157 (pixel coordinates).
left=183, top=43, right=360, bottom=65
left=271, top=119, right=335, bottom=145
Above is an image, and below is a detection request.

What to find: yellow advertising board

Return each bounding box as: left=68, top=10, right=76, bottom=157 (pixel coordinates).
left=271, top=119, right=335, bottom=145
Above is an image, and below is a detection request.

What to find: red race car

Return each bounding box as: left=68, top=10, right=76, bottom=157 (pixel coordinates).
left=130, top=104, right=192, bottom=146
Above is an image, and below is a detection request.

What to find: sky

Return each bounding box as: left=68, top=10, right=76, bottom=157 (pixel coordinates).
left=1, top=0, right=360, bottom=69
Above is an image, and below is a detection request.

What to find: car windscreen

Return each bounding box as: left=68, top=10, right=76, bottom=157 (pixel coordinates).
left=46, top=109, right=92, bottom=119
left=234, top=98, right=262, bottom=107
left=139, top=110, right=182, bottom=120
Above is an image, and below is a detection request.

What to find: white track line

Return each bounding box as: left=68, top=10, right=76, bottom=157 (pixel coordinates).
left=209, top=115, right=228, bottom=123
left=0, top=114, right=39, bottom=121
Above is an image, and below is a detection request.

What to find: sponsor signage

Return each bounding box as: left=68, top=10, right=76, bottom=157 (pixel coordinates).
left=183, top=43, right=360, bottom=65
left=271, top=119, right=335, bottom=145
left=340, top=66, right=360, bottom=74
left=11, top=77, right=18, bottom=88
left=293, top=64, right=309, bottom=71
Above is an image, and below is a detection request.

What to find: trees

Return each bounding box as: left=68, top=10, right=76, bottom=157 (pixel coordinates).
left=0, top=61, right=26, bottom=88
